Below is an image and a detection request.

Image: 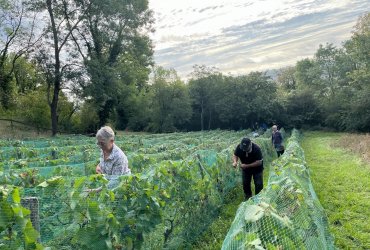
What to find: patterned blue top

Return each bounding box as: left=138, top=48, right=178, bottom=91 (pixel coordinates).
left=99, top=144, right=130, bottom=188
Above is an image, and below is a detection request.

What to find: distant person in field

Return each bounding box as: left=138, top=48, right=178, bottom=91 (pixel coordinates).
left=232, top=137, right=264, bottom=200
left=96, top=126, right=130, bottom=189
left=271, top=125, right=284, bottom=157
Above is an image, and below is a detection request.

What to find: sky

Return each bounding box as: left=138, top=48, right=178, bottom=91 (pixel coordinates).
left=148, top=0, right=369, bottom=79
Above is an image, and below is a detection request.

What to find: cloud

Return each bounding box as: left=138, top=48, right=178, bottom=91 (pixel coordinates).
left=150, top=0, right=369, bottom=79
left=198, top=6, right=220, bottom=13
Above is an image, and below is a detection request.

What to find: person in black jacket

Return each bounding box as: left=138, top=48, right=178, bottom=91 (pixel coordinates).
left=232, top=137, right=264, bottom=200
left=272, top=125, right=284, bottom=157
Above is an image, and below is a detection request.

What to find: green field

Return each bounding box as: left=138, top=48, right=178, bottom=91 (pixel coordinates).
left=301, top=132, right=370, bottom=249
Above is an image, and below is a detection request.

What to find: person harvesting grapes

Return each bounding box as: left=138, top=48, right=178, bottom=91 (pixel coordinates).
left=232, top=137, right=264, bottom=200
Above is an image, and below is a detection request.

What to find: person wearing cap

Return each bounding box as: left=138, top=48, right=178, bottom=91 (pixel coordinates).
left=232, top=137, right=264, bottom=200
left=271, top=125, right=284, bottom=157
left=95, top=125, right=131, bottom=189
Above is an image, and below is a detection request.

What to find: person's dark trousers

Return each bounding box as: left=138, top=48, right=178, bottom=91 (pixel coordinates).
left=277, top=150, right=284, bottom=157
left=242, top=170, right=264, bottom=200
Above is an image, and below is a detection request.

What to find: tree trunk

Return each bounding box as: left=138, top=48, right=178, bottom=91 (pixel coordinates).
left=98, top=99, right=114, bottom=127
left=200, top=100, right=204, bottom=131
left=0, top=73, right=13, bottom=109
left=47, top=0, right=61, bottom=136
left=50, top=87, right=59, bottom=136
left=208, top=109, right=212, bottom=130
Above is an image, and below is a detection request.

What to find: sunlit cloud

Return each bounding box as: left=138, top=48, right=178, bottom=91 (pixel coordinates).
left=149, top=0, right=370, bottom=79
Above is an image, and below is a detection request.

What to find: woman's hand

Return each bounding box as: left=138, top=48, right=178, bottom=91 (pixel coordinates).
left=96, top=164, right=102, bottom=174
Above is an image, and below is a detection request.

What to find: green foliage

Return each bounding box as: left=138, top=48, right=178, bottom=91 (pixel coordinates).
left=284, top=90, right=322, bottom=129
left=148, top=66, right=192, bottom=132
left=192, top=173, right=273, bottom=250
left=188, top=65, right=221, bottom=130
left=294, top=58, right=320, bottom=90
left=12, top=57, right=40, bottom=94
left=342, top=86, right=370, bottom=131
left=189, top=69, right=278, bottom=131
left=125, top=90, right=152, bottom=131
left=76, top=0, right=154, bottom=127
left=0, top=55, right=82, bottom=134
left=0, top=186, right=43, bottom=249
left=276, top=66, right=297, bottom=92
left=16, top=89, right=50, bottom=129
left=57, top=94, right=78, bottom=133
left=72, top=101, right=100, bottom=134
left=1, top=7, right=369, bottom=135
left=345, top=13, right=370, bottom=79
left=337, top=12, right=370, bottom=131
left=283, top=12, right=370, bottom=131
left=0, top=56, right=18, bottom=109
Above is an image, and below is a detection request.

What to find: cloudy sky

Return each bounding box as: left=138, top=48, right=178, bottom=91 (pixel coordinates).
left=148, top=0, right=369, bottom=79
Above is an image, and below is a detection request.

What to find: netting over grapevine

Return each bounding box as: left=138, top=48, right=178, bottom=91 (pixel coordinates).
left=0, top=129, right=335, bottom=249
left=222, top=130, right=335, bottom=250
left=1, top=130, right=277, bottom=249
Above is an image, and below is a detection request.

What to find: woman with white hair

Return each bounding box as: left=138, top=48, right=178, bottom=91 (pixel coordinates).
left=95, top=126, right=130, bottom=189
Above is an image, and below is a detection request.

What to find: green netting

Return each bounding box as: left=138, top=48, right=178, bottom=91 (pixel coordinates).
left=1, top=129, right=279, bottom=249
left=221, top=129, right=335, bottom=250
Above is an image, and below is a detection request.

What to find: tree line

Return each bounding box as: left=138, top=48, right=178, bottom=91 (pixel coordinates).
left=0, top=1, right=369, bottom=134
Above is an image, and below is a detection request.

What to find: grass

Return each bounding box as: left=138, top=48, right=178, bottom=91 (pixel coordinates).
left=191, top=186, right=244, bottom=250
left=301, top=131, right=370, bottom=249
left=191, top=166, right=271, bottom=249
left=333, top=133, right=370, bottom=164
left=0, top=120, right=51, bottom=139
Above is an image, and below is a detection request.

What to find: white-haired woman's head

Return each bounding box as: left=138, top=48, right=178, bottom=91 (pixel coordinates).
left=96, top=126, right=115, bottom=150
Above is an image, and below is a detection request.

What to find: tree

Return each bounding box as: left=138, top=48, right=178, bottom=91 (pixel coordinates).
left=294, top=58, right=320, bottom=90
left=211, top=74, right=242, bottom=129
left=69, top=0, right=154, bottom=128
left=125, top=88, right=152, bottom=131
left=345, top=87, right=370, bottom=131
left=276, top=66, right=297, bottom=92
left=311, top=43, right=356, bottom=129
left=198, top=71, right=278, bottom=130
left=188, top=65, right=220, bottom=130
left=344, top=12, right=370, bottom=88
left=0, top=0, right=39, bottom=109
left=72, top=100, right=99, bottom=133
left=235, top=72, right=277, bottom=129
left=27, top=0, right=89, bottom=136
left=148, top=66, right=191, bottom=132
left=314, top=43, right=346, bottom=97
left=285, top=89, right=321, bottom=128
left=12, top=56, right=40, bottom=93
left=341, top=12, right=370, bottom=130
left=16, top=88, right=50, bottom=129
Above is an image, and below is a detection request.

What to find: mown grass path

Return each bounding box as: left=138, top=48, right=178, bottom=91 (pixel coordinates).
left=301, top=131, right=370, bottom=249
left=192, top=166, right=271, bottom=249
